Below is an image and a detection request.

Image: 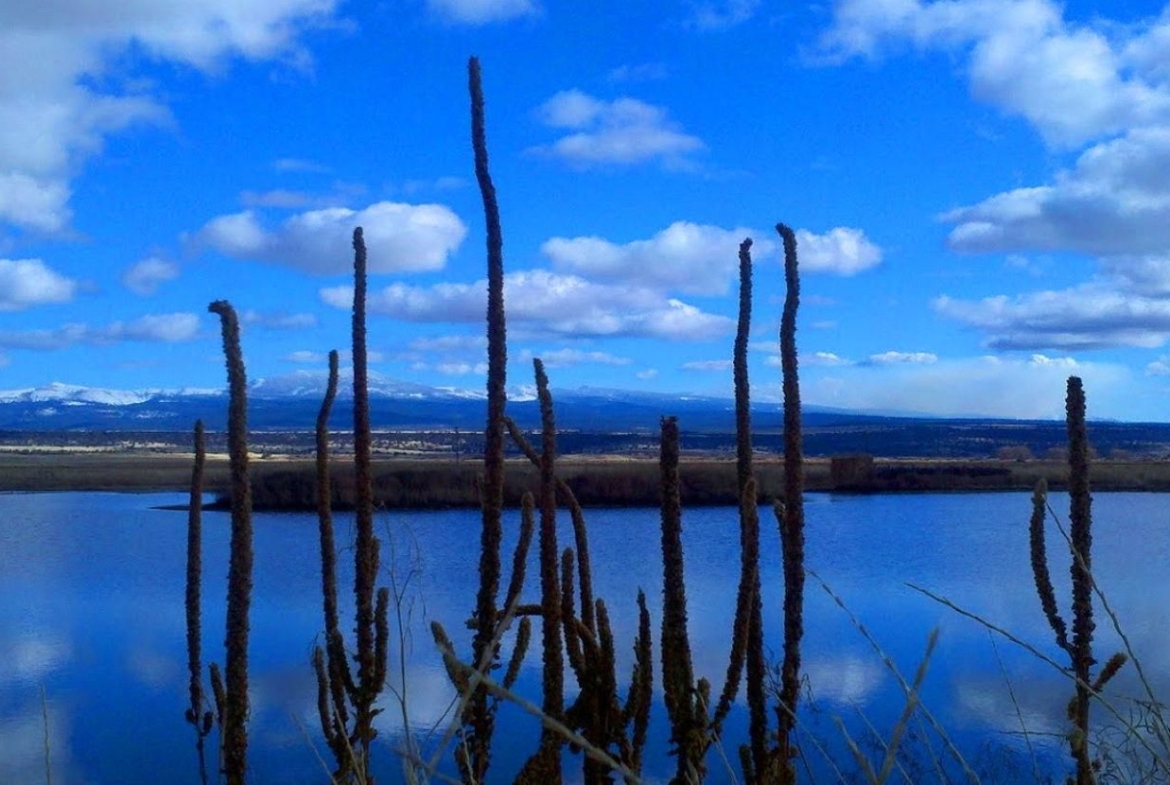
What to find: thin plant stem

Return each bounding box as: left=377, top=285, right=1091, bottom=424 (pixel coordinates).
left=209, top=299, right=253, bottom=785
left=468, top=54, right=507, bottom=785
left=775, top=222, right=806, bottom=783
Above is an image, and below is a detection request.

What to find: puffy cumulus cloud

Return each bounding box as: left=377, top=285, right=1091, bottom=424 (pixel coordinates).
left=945, top=128, right=1170, bottom=258
left=193, top=201, right=467, bottom=275
left=0, top=0, right=339, bottom=232
left=542, top=222, right=762, bottom=295
left=521, top=348, right=632, bottom=368
left=0, top=174, right=74, bottom=234
left=542, top=223, right=880, bottom=294
left=426, top=0, right=537, bottom=23
left=121, top=257, right=179, bottom=296
left=0, top=259, right=77, bottom=310
left=817, top=0, right=1170, bottom=147
left=933, top=288, right=1170, bottom=350
left=685, top=0, right=760, bottom=31
left=800, top=353, right=1128, bottom=419
left=320, top=269, right=734, bottom=341
left=796, top=227, right=883, bottom=275
left=937, top=127, right=1170, bottom=351
left=0, top=313, right=200, bottom=350
left=530, top=90, right=704, bottom=168
left=866, top=350, right=938, bottom=365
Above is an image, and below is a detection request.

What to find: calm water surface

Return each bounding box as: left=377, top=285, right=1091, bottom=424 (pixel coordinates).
left=2, top=491, right=1168, bottom=783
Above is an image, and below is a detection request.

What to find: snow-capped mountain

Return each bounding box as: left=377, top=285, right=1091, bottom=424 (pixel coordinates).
left=0, top=375, right=751, bottom=432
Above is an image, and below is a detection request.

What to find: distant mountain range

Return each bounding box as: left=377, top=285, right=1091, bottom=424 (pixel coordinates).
left=0, top=376, right=772, bottom=432
left=3, top=376, right=1170, bottom=459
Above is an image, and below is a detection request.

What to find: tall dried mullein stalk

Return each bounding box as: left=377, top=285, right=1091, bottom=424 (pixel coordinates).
left=712, top=238, right=768, bottom=783
left=311, top=350, right=356, bottom=779
left=515, top=359, right=565, bottom=785
left=466, top=54, right=508, bottom=785
left=1030, top=377, right=1124, bottom=785
left=773, top=223, right=805, bottom=783
left=184, top=420, right=212, bottom=785
left=350, top=228, right=391, bottom=778
left=659, top=415, right=711, bottom=785
left=208, top=300, right=253, bottom=785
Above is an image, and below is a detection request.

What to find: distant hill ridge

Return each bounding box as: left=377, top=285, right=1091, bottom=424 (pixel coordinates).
left=3, top=377, right=1170, bottom=459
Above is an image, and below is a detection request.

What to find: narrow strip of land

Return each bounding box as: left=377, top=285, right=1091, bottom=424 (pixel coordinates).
left=2, top=452, right=1169, bottom=507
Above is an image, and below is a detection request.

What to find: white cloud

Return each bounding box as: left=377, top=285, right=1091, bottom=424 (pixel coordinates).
left=867, top=350, right=938, bottom=365
left=682, top=359, right=733, bottom=371
left=685, top=0, right=760, bottom=31
left=542, top=222, right=761, bottom=295
left=426, top=0, right=537, bottom=23
left=804, top=351, right=852, bottom=367
left=1147, top=356, right=1170, bottom=376
left=933, top=287, right=1170, bottom=350
left=0, top=312, right=200, bottom=350
left=531, top=90, right=704, bottom=168
left=286, top=348, right=384, bottom=364
left=796, top=227, right=883, bottom=275
left=523, top=348, right=632, bottom=368
left=0, top=174, right=74, bottom=234
left=0, top=259, right=77, bottom=310
left=239, top=189, right=317, bottom=209
left=800, top=354, right=1127, bottom=419
left=934, top=122, right=1170, bottom=354
left=607, top=62, right=669, bottom=83
left=636, top=368, right=659, bottom=380
left=122, top=257, right=179, bottom=296
left=240, top=310, right=317, bottom=330
left=409, top=335, right=487, bottom=352
left=273, top=157, right=330, bottom=173
left=193, top=201, right=467, bottom=275
left=541, top=222, right=880, bottom=294
left=435, top=361, right=488, bottom=375
left=0, top=0, right=339, bottom=232
left=817, top=0, right=1170, bottom=147
left=945, top=128, right=1170, bottom=258
left=320, top=269, right=734, bottom=341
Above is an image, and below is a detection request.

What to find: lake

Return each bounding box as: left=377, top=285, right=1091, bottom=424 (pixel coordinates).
left=2, top=490, right=1168, bottom=784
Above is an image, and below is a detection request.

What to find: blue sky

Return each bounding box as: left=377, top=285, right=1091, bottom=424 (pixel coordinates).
left=3, top=0, right=1170, bottom=420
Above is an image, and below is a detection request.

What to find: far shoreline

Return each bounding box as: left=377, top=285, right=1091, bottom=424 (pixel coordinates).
left=2, top=451, right=1170, bottom=508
